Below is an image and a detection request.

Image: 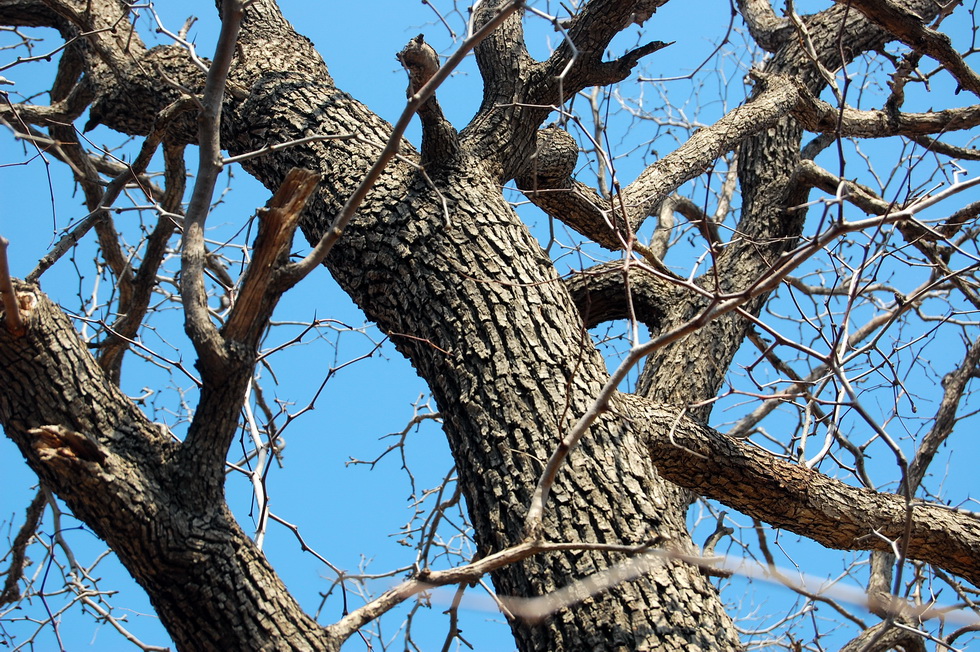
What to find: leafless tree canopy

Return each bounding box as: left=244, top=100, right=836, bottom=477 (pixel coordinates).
left=2, top=0, right=980, bottom=650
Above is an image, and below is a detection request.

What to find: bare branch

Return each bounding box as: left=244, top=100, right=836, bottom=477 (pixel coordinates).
left=222, top=167, right=320, bottom=344
left=842, top=0, right=980, bottom=98
left=397, top=34, right=461, bottom=166
left=623, top=393, right=980, bottom=586
left=181, top=0, right=247, bottom=368
left=793, top=90, right=980, bottom=137
left=907, top=334, right=980, bottom=491
left=736, top=0, right=793, bottom=52
left=0, top=490, right=44, bottom=606
left=622, top=74, right=803, bottom=226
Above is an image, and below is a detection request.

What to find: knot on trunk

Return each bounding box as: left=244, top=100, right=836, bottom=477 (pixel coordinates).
left=516, top=126, right=578, bottom=189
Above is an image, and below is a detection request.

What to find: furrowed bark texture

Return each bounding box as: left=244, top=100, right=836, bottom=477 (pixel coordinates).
left=222, top=4, right=740, bottom=647
left=219, top=24, right=739, bottom=649
left=0, top=284, right=335, bottom=651
left=322, top=171, right=740, bottom=650
left=636, top=1, right=941, bottom=417
left=0, top=0, right=968, bottom=651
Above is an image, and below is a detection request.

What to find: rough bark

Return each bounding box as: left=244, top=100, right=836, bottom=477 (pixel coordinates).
left=0, top=283, right=335, bottom=651
left=1, top=0, right=977, bottom=650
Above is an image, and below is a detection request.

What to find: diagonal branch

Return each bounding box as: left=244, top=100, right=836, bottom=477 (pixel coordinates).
left=792, top=88, right=980, bottom=137
left=620, top=393, right=980, bottom=587
left=0, top=489, right=44, bottom=606
left=538, top=0, right=670, bottom=93
left=907, top=334, right=980, bottom=491
left=841, top=0, right=980, bottom=98
left=221, top=168, right=320, bottom=345
left=0, top=236, right=26, bottom=337
left=522, top=74, right=805, bottom=253
left=621, top=74, right=804, bottom=228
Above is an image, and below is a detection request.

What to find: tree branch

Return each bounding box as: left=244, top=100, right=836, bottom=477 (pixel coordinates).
left=520, top=74, right=804, bottom=254
left=537, top=0, right=670, bottom=94
left=0, top=236, right=26, bottom=337
left=397, top=34, right=460, bottom=167
left=222, top=167, right=320, bottom=345
left=792, top=88, right=980, bottom=138
left=620, top=393, right=980, bottom=587
left=472, top=0, right=532, bottom=113
left=907, top=334, right=980, bottom=491
left=621, top=74, right=803, bottom=226
left=564, top=261, right=672, bottom=330
left=737, top=0, right=793, bottom=52
left=180, top=0, right=246, bottom=371
left=841, top=0, right=980, bottom=98
left=0, top=489, right=44, bottom=606
left=97, top=141, right=187, bottom=383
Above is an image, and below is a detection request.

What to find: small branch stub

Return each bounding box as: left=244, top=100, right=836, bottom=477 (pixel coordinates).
left=222, top=167, right=321, bottom=344
left=397, top=34, right=460, bottom=166
left=397, top=34, right=440, bottom=96
left=0, top=237, right=29, bottom=338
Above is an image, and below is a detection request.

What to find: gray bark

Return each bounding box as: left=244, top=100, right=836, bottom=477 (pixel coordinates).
left=1, top=0, right=976, bottom=650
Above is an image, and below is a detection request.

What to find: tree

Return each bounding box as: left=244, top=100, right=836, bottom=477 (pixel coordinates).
left=2, top=0, right=980, bottom=649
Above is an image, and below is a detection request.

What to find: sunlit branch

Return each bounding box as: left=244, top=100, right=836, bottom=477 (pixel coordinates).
left=907, top=334, right=980, bottom=491
left=842, top=0, right=980, bottom=98
left=622, top=75, right=803, bottom=223
left=526, top=175, right=980, bottom=533
left=627, top=392, right=980, bottom=586
left=794, top=91, right=980, bottom=138
left=180, top=0, right=246, bottom=365
left=0, top=489, right=44, bottom=606
left=0, top=235, right=25, bottom=337
left=736, top=0, right=793, bottom=52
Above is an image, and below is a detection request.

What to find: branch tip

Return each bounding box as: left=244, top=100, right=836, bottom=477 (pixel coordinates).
left=397, top=34, right=440, bottom=95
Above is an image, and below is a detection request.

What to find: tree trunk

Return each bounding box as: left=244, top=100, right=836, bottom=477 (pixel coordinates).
left=1, top=0, right=974, bottom=650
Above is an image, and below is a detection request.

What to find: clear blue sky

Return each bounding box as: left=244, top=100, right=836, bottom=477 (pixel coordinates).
left=2, top=2, right=979, bottom=650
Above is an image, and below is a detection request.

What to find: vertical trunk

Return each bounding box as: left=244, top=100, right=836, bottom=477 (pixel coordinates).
left=306, top=161, right=742, bottom=649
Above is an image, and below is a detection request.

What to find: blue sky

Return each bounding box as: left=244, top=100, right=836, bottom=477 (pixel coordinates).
left=2, top=1, right=980, bottom=650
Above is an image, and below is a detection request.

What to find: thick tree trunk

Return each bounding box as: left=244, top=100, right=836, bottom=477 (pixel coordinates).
left=217, top=67, right=741, bottom=646
left=316, top=167, right=741, bottom=650
left=0, top=2, right=742, bottom=648
left=1, top=0, right=971, bottom=650
left=217, top=8, right=742, bottom=647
